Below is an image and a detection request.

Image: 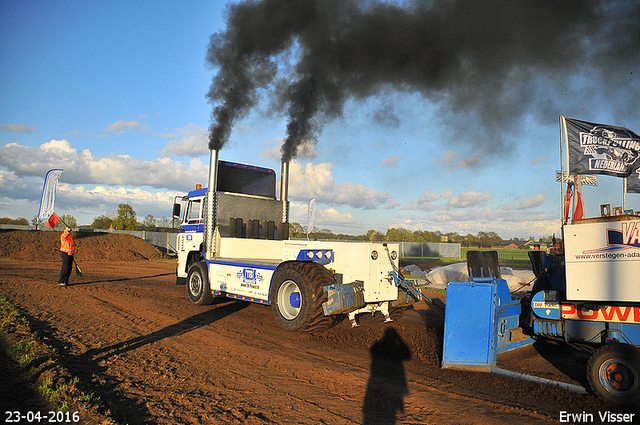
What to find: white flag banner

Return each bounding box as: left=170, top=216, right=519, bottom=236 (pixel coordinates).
left=38, top=169, right=63, bottom=220
left=307, top=198, right=316, bottom=235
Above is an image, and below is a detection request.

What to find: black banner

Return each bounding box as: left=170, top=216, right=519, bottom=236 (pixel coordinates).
left=628, top=169, right=640, bottom=194
left=565, top=117, right=640, bottom=178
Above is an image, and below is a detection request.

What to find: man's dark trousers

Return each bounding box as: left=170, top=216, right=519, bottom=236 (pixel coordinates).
left=59, top=253, right=73, bottom=284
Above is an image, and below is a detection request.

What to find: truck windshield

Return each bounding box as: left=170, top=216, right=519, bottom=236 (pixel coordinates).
left=217, top=161, right=276, bottom=199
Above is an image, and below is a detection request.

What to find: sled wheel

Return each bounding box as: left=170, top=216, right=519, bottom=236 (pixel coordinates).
left=186, top=261, right=214, bottom=305
left=270, top=262, right=336, bottom=334
left=587, top=343, right=640, bottom=406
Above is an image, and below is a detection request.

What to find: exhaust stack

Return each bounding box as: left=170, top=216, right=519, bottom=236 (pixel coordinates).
left=279, top=161, right=290, bottom=239
left=281, top=161, right=289, bottom=224
left=204, top=149, right=219, bottom=259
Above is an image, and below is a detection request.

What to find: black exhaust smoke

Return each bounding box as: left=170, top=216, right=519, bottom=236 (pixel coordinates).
left=206, top=0, right=639, bottom=159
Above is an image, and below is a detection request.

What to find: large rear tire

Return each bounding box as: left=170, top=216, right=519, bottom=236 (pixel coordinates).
left=270, top=262, right=336, bottom=334
left=587, top=343, right=640, bottom=406
left=186, top=261, right=214, bottom=305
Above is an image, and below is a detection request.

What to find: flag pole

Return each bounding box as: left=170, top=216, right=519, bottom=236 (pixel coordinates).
left=624, top=178, right=627, bottom=211
left=559, top=115, right=569, bottom=225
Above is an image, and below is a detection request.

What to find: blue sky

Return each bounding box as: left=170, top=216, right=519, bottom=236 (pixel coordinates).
left=1, top=0, right=639, bottom=239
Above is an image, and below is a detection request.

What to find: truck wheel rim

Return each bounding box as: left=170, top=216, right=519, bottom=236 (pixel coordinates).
left=189, top=273, right=203, bottom=296
left=278, top=280, right=301, bottom=320
left=599, top=358, right=639, bottom=396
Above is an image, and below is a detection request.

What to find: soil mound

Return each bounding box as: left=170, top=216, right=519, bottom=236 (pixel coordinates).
left=0, top=229, right=165, bottom=262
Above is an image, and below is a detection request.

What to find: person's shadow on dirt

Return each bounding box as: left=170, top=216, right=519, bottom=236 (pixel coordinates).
left=362, top=327, right=412, bottom=425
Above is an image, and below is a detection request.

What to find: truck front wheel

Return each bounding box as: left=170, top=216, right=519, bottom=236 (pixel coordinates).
left=587, top=343, right=640, bottom=406
left=270, top=262, right=335, bottom=334
left=186, top=261, right=214, bottom=305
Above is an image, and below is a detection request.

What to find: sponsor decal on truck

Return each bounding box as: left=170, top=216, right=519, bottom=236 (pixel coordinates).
left=561, top=303, right=640, bottom=324
left=574, top=220, right=640, bottom=258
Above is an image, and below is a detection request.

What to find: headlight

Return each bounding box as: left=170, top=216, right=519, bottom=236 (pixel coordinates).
left=306, top=251, right=315, bottom=259
left=391, top=251, right=398, bottom=260
left=371, top=251, right=378, bottom=260
left=316, top=251, right=323, bottom=259
left=324, top=251, right=332, bottom=259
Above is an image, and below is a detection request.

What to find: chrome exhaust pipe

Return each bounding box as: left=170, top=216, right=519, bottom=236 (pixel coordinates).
left=280, top=160, right=289, bottom=224
left=204, top=149, right=219, bottom=259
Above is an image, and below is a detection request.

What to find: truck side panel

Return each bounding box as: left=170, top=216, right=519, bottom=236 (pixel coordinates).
left=208, top=259, right=275, bottom=303
left=218, top=238, right=284, bottom=261
left=564, top=219, right=640, bottom=302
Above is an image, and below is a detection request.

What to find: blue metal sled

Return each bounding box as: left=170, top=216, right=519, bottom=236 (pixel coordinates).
left=442, top=251, right=534, bottom=371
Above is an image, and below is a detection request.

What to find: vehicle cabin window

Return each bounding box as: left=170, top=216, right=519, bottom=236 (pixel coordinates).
left=185, top=199, right=202, bottom=224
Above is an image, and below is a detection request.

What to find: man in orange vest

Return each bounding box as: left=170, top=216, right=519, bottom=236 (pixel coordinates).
left=58, top=226, right=75, bottom=286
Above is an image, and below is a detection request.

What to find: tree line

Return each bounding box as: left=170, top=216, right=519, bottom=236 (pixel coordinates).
left=3, top=203, right=552, bottom=246
left=289, top=224, right=551, bottom=248
left=3, top=203, right=174, bottom=232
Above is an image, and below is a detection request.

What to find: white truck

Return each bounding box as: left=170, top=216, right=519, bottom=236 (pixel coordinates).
left=173, top=150, right=425, bottom=333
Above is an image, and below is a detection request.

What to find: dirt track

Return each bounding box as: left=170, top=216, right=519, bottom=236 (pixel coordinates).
left=0, top=231, right=635, bottom=424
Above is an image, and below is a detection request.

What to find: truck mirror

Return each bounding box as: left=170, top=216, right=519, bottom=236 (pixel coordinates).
left=172, top=203, right=181, bottom=219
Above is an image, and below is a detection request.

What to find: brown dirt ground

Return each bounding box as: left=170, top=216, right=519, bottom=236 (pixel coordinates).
left=0, top=229, right=166, bottom=262
left=1, top=230, right=638, bottom=424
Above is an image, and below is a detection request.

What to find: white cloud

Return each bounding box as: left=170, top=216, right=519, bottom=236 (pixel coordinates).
left=0, top=138, right=558, bottom=238
left=440, top=151, right=483, bottom=171
left=397, top=189, right=557, bottom=238
left=234, top=125, right=254, bottom=136
left=502, top=194, right=547, bottom=210
left=402, top=189, right=453, bottom=211
left=261, top=137, right=285, bottom=161
left=159, top=123, right=209, bottom=157
left=103, top=119, right=147, bottom=135
left=447, top=191, right=493, bottom=208
left=289, top=202, right=361, bottom=230
left=381, top=155, right=400, bottom=168
left=41, top=139, right=76, bottom=153
left=391, top=207, right=561, bottom=239
left=0, top=169, right=41, bottom=200
left=0, top=139, right=394, bottom=228
left=0, top=139, right=208, bottom=191
left=531, top=156, right=549, bottom=166
left=288, top=161, right=397, bottom=209
left=288, top=161, right=336, bottom=199
left=0, top=170, right=181, bottom=225
left=59, top=184, right=180, bottom=213
left=261, top=138, right=318, bottom=161
left=0, top=123, right=36, bottom=133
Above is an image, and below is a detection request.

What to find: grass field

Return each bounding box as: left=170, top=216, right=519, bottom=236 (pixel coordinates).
left=402, top=247, right=535, bottom=270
